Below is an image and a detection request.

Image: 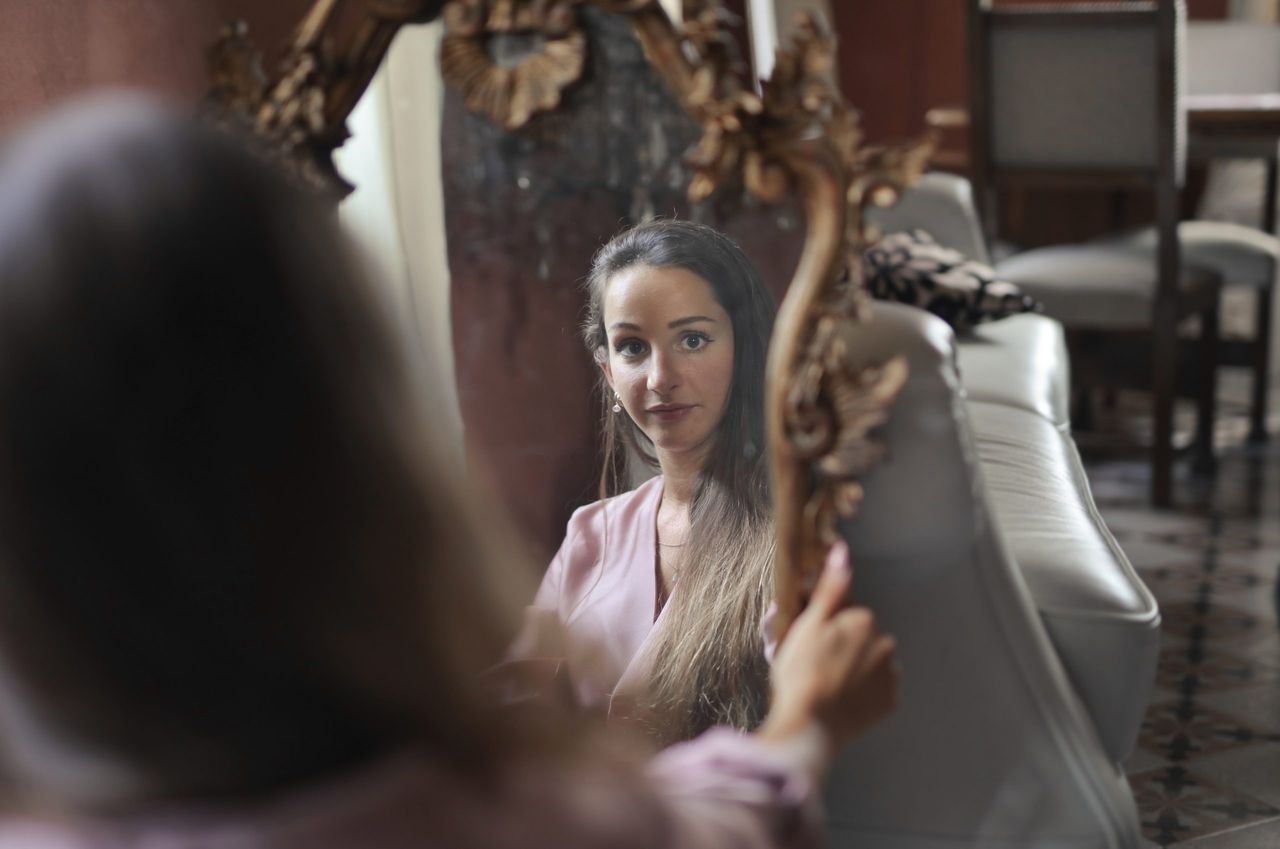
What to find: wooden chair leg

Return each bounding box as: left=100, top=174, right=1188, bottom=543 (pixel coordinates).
left=1193, top=297, right=1219, bottom=476
left=1072, top=386, right=1095, bottom=432
left=1151, top=322, right=1178, bottom=508
left=1253, top=154, right=1278, bottom=443
left=1248, top=282, right=1273, bottom=444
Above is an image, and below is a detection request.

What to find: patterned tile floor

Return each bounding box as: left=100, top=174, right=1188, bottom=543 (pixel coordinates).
left=1080, top=378, right=1280, bottom=847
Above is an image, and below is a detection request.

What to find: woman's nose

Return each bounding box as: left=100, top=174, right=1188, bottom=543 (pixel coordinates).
left=647, top=351, right=678, bottom=394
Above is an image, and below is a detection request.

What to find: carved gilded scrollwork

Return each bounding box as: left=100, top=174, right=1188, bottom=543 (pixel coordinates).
left=203, top=22, right=269, bottom=122
left=205, top=0, right=450, bottom=197
left=439, top=0, right=587, bottom=130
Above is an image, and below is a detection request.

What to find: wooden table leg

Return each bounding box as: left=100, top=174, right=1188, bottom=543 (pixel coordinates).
left=1195, top=296, right=1220, bottom=475
left=1248, top=154, right=1277, bottom=444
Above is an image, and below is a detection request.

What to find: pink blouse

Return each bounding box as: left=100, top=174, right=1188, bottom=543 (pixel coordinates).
left=514, top=476, right=783, bottom=715
left=513, top=475, right=669, bottom=718
left=0, top=733, right=823, bottom=849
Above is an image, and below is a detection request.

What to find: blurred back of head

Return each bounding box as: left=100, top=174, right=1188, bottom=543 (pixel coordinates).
left=0, top=93, right=527, bottom=810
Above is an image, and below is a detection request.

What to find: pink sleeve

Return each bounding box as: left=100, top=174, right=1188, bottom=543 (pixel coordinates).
left=507, top=524, right=576, bottom=662
left=532, top=532, right=570, bottom=612
left=645, top=729, right=825, bottom=849
left=495, top=519, right=589, bottom=709
left=512, top=500, right=609, bottom=659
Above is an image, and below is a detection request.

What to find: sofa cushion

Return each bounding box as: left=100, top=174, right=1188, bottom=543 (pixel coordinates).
left=956, top=312, right=1070, bottom=429
left=967, top=399, right=1160, bottom=763
left=1101, top=220, right=1280, bottom=289
left=864, top=229, right=1040, bottom=331
left=995, top=243, right=1221, bottom=330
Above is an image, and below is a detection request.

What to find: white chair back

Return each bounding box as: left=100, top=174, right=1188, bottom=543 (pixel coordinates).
left=983, top=2, right=1186, bottom=177
left=1187, top=21, right=1280, bottom=96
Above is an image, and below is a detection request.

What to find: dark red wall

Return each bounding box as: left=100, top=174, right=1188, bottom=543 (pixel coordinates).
left=0, top=1, right=312, bottom=131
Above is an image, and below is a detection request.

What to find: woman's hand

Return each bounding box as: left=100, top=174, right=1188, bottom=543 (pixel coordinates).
left=755, top=541, right=899, bottom=776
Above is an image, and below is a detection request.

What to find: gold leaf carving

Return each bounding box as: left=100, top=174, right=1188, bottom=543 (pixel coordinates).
left=203, top=22, right=268, bottom=121
left=205, top=1, right=449, bottom=197
left=440, top=0, right=587, bottom=130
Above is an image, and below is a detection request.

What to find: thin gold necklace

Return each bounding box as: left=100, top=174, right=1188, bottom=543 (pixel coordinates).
left=658, top=504, right=688, bottom=548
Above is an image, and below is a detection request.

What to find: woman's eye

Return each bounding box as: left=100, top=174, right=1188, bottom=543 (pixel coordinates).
left=680, top=332, right=711, bottom=352
left=615, top=339, right=648, bottom=358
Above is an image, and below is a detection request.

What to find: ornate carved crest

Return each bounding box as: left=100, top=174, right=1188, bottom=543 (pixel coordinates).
left=439, top=0, right=588, bottom=130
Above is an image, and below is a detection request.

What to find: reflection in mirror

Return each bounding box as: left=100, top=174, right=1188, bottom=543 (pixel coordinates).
left=272, top=0, right=915, bottom=748
left=204, top=0, right=918, bottom=756
left=511, top=220, right=778, bottom=746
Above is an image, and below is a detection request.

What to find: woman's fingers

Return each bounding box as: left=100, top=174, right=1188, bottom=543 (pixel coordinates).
left=861, top=634, right=897, bottom=674
left=864, top=636, right=901, bottom=707
left=831, top=607, right=880, bottom=668
left=762, top=539, right=902, bottom=759
left=803, top=540, right=852, bottom=622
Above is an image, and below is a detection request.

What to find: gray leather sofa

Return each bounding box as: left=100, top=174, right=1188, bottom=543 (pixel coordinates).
left=820, top=175, right=1160, bottom=848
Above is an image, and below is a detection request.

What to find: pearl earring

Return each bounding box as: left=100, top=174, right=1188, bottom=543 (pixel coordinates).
left=612, top=394, right=622, bottom=414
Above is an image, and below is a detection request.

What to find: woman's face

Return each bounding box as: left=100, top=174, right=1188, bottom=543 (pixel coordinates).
left=599, top=264, right=736, bottom=461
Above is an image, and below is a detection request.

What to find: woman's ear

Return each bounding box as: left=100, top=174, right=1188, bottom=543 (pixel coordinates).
left=594, top=346, right=613, bottom=390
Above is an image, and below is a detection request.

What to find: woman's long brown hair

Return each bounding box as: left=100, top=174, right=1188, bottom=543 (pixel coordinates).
left=0, top=96, right=539, bottom=807
left=583, top=220, right=776, bottom=746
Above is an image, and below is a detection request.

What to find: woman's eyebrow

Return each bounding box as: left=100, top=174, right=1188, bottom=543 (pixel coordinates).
left=669, top=315, right=717, bottom=329
left=608, top=315, right=717, bottom=332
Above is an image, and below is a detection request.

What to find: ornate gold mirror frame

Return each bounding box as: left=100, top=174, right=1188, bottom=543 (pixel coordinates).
left=206, top=0, right=932, bottom=633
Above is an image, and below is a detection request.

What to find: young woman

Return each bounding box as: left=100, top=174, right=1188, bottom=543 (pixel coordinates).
left=0, top=95, right=897, bottom=848
left=521, top=221, right=850, bottom=746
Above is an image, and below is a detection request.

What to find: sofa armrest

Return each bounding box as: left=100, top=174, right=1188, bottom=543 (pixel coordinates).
left=822, top=302, right=1143, bottom=849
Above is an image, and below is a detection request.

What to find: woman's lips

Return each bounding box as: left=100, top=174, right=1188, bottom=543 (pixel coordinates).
left=646, top=404, right=694, bottom=423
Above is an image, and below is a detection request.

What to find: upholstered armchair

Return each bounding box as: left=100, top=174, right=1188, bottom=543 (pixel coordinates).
left=968, top=0, right=1222, bottom=507
left=1112, top=19, right=1280, bottom=444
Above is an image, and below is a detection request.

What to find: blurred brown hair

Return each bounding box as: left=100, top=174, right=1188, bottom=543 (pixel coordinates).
left=0, top=94, right=533, bottom=807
